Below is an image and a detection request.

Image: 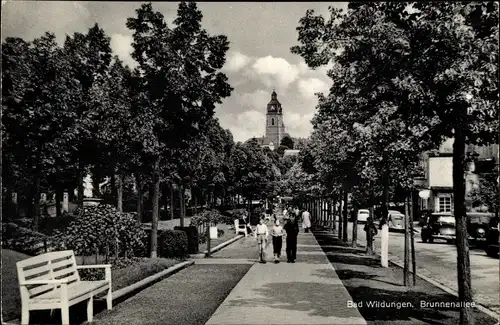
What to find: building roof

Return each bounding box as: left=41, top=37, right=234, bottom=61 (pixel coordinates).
left=284, top=149, right=300, bottom=156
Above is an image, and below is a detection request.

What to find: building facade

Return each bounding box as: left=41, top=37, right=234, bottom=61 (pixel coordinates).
left=414, top=139, right=499, bottom=215
left=252, top=90, right=291, bottom=150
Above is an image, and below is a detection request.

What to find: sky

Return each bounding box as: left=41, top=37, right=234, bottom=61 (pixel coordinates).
left=1, top=1, right=348, bottom=142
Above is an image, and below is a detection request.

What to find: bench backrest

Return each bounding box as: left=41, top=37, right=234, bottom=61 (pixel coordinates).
left=16, top=250, right=80, bottom=299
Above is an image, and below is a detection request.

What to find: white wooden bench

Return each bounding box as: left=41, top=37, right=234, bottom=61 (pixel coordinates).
left=16, top=250, right=112, bottom=325
left=234, top=219, right=248, bottom=237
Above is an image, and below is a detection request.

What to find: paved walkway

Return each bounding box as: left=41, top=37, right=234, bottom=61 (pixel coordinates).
left=205, top=228, right=367, bottom=324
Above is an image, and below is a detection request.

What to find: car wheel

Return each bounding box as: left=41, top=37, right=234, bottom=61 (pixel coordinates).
left=486, top=246, right=499, bottom=258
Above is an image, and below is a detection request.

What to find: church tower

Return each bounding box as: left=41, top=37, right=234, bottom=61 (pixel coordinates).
left=265, top=90, right=286, bottom=148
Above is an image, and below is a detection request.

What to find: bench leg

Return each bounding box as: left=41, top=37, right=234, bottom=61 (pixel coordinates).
left=87, top=295, right=93, bottom=322
left=21, top=305, right=29, bottom=325
left=106, top=286, right=112, bottom=310
left=61, top=304, right=70, bottom=325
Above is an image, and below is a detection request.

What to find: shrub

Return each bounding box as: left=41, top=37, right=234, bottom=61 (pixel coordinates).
left=190, top=209, right=233, bottom=227
left=221, top=208, right=247, bottom=220
left=1, top=223, right=61, bottom=256
left=11, top=218, right=33, bottom=229
left=38, top=215, right=75, bottom=235
left=158, top=230, right=188, bottom=259
left=53, top=205, right=147, bottom=258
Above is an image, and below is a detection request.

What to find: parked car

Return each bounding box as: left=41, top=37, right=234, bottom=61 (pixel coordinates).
left=485, top=216, right=499, bottom=258
left=388, top=211, right=405, bottom=232
left=421, top=212, right=496, bottom=245
left=467, top=212, right=495, bottom=248
left=357, top=209, right=370, bottom=223
left=421, top=212, right=456, bottom=243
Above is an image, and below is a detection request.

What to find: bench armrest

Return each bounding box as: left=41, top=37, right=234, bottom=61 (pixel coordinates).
left=20, top=279, right=69, bottom=285
left=76, top=264, right=112, bottom=269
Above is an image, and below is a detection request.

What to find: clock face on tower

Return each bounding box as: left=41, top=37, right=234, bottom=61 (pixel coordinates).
left=270, top=105, right=275, bottom=111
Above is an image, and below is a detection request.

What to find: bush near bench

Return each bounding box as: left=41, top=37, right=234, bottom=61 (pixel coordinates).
left=142, top=229, right=189, bottom=259
left=1, top=223, right=61, bottom=256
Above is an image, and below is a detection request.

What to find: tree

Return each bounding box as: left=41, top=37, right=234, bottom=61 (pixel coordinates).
left=126, top=2, right=232, bottom=257
left=291, top=2, right=498, bottom=323
left=64, top=24, right=113, bottom=203
left=469, top=164, right=499, bottom=216
left=2, top=33, right=81, bottom=229
left=280, top=135, right=294, bottom=149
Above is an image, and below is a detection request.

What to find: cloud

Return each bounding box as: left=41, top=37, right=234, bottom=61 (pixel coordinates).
left=218, top=110, right=266, bottom=142
left=251, top=55, right=300, bottom=88
left=224, top=51, right=251, bottom=73
left=297, top=78, right=330, bottom=99
left=284, top=112, right=315, bottom=138
left=110, top=33, right=136, bottom=68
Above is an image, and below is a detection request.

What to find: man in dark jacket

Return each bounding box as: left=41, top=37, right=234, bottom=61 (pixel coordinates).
left=284, top=216, right=299, bottom=263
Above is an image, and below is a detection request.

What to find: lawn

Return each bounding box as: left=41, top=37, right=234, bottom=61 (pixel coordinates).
left=1, top=248, right=180, bottom=322
left=199, top=223, right=238, bottom=253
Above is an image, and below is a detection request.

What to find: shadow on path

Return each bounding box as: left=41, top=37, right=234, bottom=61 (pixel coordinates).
left=312, top=229, right=498, bottom=325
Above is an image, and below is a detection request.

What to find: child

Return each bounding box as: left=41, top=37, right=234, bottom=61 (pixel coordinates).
left=255, top=218, right=269, bottom=263
left=270, top=218, right=285, bottom=263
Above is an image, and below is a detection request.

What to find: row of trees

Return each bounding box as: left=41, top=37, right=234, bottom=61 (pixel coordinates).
left=2, top=2, right=292, bottom=258
left=289, top=2, right=498, bottom=324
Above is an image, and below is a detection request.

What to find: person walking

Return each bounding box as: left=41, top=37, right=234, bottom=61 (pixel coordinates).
left=255, top=217, right=269, bottom=263
left=270, top=219, right=285, bottom=263
left=284, top=216, right=299, bottom=263
left=302, top=209, right=311, bottom=233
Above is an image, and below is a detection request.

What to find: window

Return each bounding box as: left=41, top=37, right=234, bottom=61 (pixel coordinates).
left=271, top=118, right=275, bottom=126
left=438, top=196, right=452, bottom=212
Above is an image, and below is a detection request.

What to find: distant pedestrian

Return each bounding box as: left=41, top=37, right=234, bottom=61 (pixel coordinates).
left=255, top=218, right=269, bottom=263
left=284, top=215, right=299, bottom=263
left=302, top=209, right=311, bottom=233
left=240, top=213, right=252, bottom=235
left=294, top=206, right=300, bottom=218
left=271, top=219, right=285, bottom=263
left=364, top=216, right=378, bottom=253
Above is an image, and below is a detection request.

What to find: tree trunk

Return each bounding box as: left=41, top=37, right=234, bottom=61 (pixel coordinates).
left=179, top=183, right=185, bottom=227
left=453, top=122, right=474, bottom=324
left=338, top=191, right=343, bottom=240
left=367, top=206, right=374, bottom=255
left=149, top=158, right=160, bottom=258
left=332, top=197, right=337, bottom=232
left=367, top=185, right=375, bottom=255
left=410, top=190, right=416, bottom=286
left=170, top=183, right=175, bottom=220
left=343, top=190, right=348, bottom=243
left=116, top=174, right=123, bottom=212
left=91, top=167, right=102, bottom=198
left=32, top=164, right=42, bottom=231
left=193, top=190, right=198, bottom=215
left=55, top=185, right=62, bottom=218
left=381, top=166, right=389, bottom=225
left=352, top=205, right=358, bottom=248
left=135, top=173, right=143, bottom=223
left=78, top=160, right=85, bottom=203
left=110, top=173, right=116, bottom=202
left=404, top=192, right=411, bottom=286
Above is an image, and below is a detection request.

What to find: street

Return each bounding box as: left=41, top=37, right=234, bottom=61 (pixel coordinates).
left=347, top=222, right=500, bottom=314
